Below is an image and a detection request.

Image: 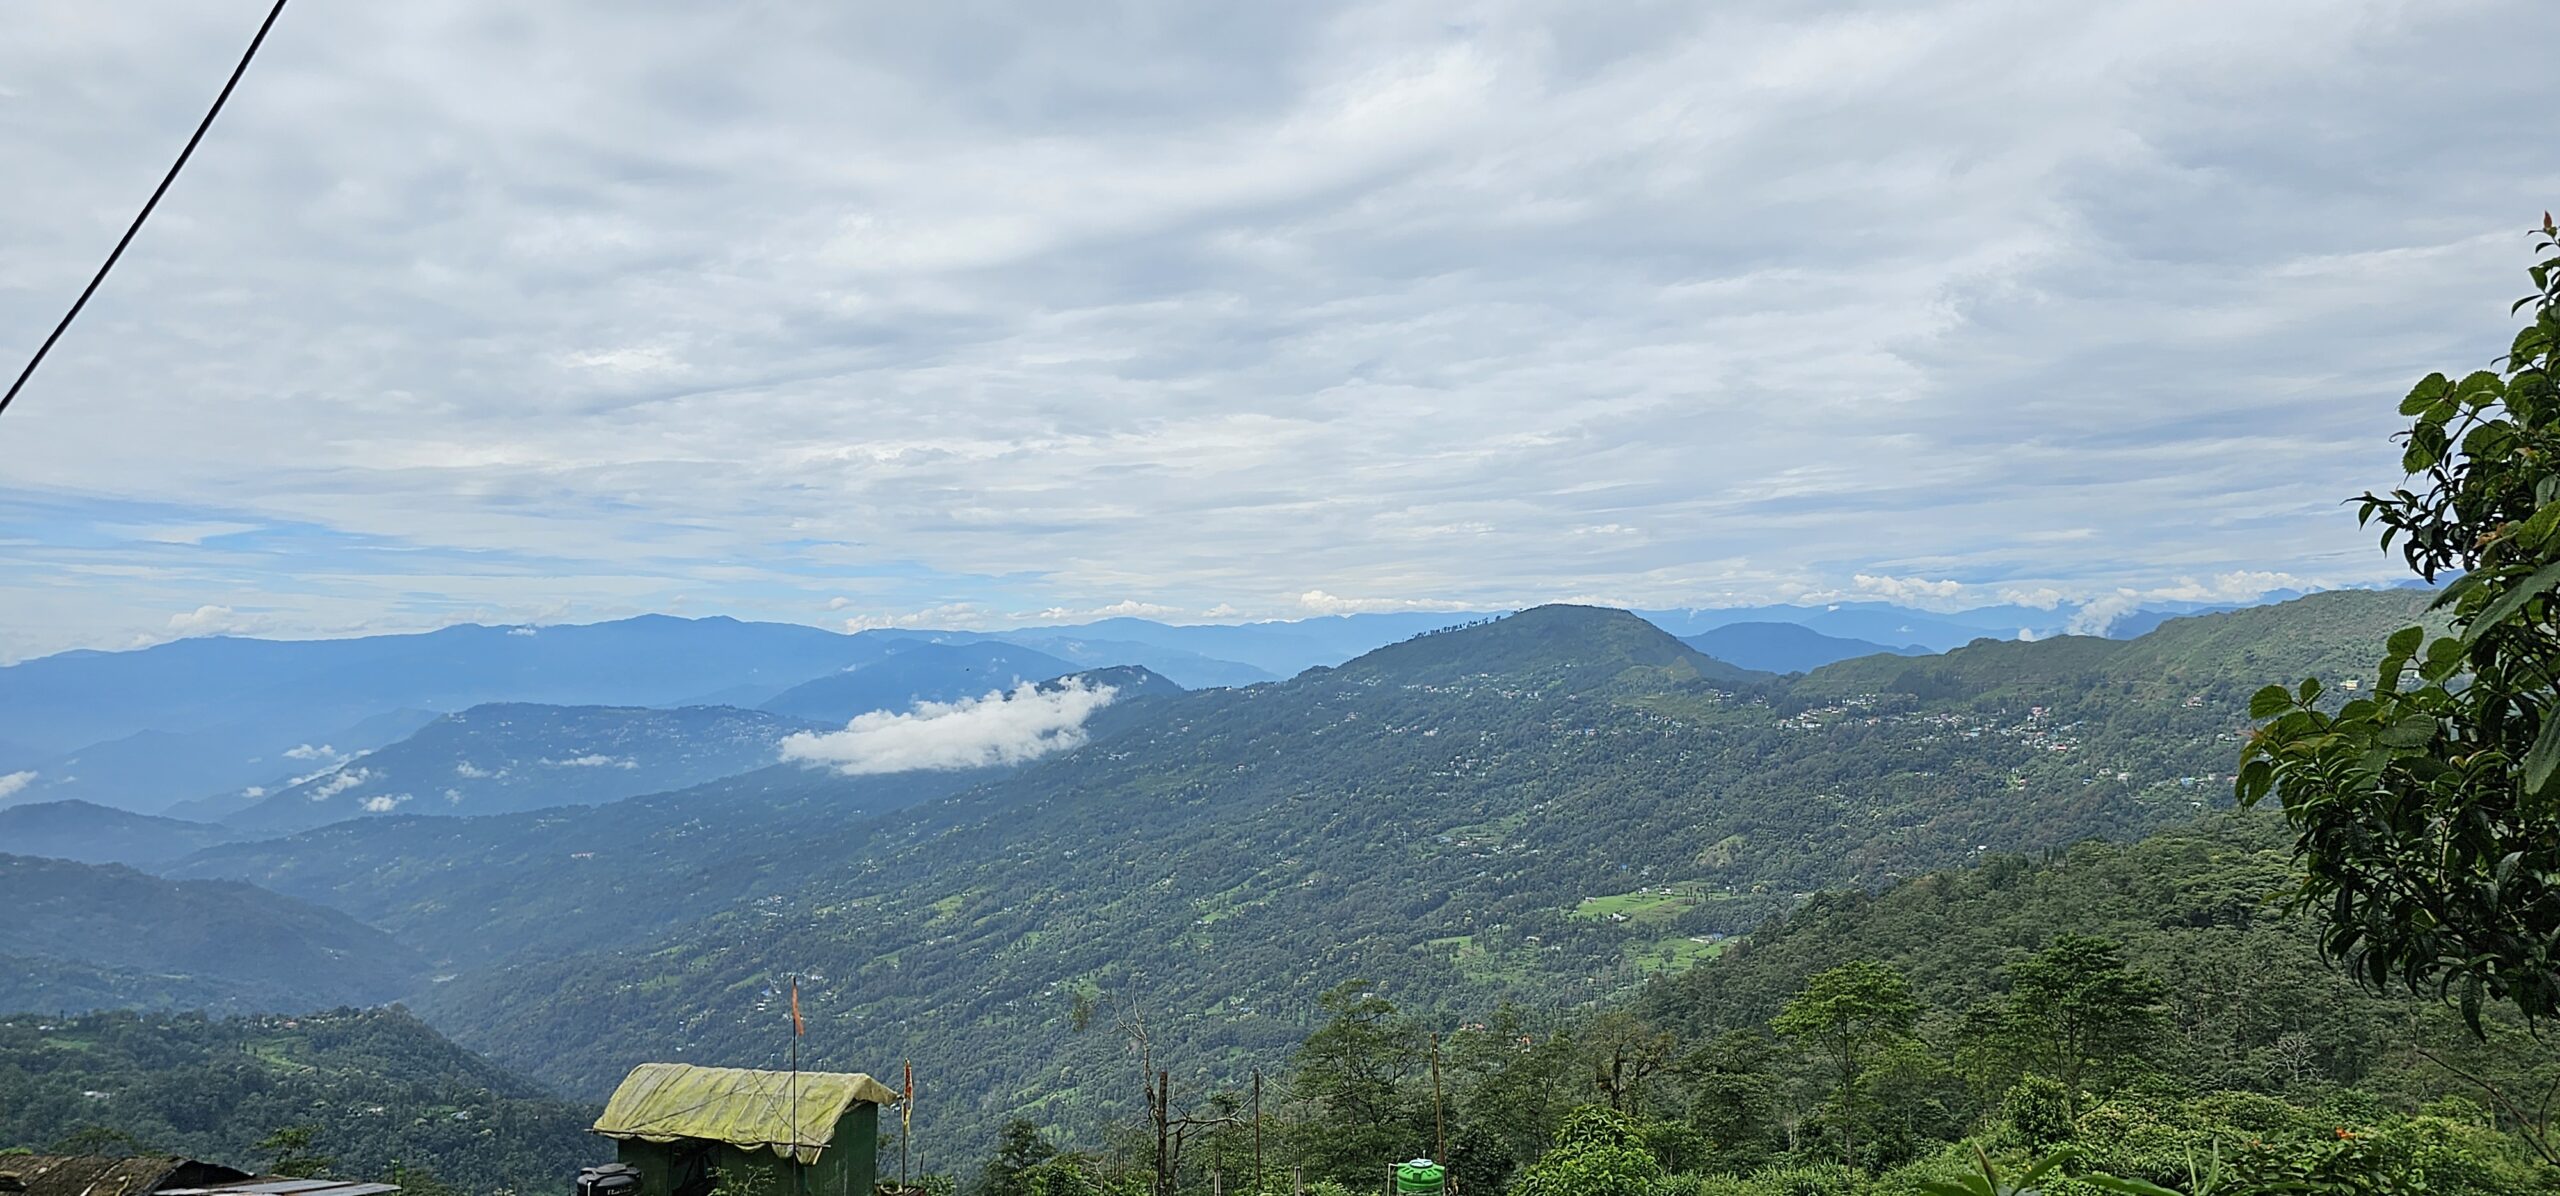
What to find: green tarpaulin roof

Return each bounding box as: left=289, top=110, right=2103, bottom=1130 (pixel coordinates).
left=593, top=1063, right=900, bottom=1165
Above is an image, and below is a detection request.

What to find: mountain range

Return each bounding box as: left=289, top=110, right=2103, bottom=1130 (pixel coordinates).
left=4, top=589, right=2373, bottom=818
left=0, top=585, right=2450, bottom=1160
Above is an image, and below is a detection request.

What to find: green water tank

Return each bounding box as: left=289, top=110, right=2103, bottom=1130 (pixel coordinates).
left=1395, top=1159, right=1445, bottom=1196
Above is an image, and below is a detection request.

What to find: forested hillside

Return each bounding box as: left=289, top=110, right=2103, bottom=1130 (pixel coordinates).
left=0, top=1007, right=595, bottom=1192
left=0, top=855, right=423, bottom=1013
left=0, top=800, right=239, bottom=865
left=1121, top=814, right=2556, bottom=1196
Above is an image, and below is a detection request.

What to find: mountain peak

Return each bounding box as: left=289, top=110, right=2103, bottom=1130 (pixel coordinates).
left=1335, top=604, right=1771, bottom=689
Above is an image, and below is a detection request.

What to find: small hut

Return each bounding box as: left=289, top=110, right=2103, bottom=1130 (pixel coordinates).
left=591, top=1063, right=897, bottom=1196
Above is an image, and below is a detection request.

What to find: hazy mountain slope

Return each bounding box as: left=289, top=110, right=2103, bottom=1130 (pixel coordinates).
left=2, top=709, right=444, bottom=817
left=0, top=1008, right=595, bottom=1191
left=761, top=641, right=1078, bottom=723
left=1793, top=587, right=2439, bottom=702
left=223, top=703, right=818, bottom=834
left=1678, top=622, right=1924, bottom=674
left=0, top=616, right=893, bottom=813
left=0, top=855, right=424, bottom=1012
left=173, top=667, right=1191, bottom=968
left=0, top=800, right=240, bottom=866
left=979, top=632, right=1279, bottom=688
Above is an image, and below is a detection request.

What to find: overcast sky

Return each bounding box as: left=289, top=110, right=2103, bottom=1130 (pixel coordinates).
left=1, top=1, right=2552, bottom=661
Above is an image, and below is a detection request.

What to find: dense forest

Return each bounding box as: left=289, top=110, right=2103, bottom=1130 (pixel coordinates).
left=0, top=1007, right=595, bottom=1193
left=936, top=817, right=2558, bottom=1196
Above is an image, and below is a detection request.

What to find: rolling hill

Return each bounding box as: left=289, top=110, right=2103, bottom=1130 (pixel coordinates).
left=0, top=855, right=424, bottom=1013
left=0, top=800, right=241, bottom=866
left=0, top=1007, right=596, bottom=1192
left=761, top=641, right=1080, bottom=723
left=221, top=702, right=821, bottom=834
left=1678, top=622, right=1925, bottom=674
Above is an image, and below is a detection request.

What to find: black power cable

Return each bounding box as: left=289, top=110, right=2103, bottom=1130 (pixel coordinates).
left=0, top=0, right=291, bottom=420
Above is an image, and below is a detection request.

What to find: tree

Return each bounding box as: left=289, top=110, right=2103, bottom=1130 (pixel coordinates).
left=256, top=1125, right=336, bottom=1179
left=973, top=1119, right=1060, bottom=1196
left=1996, top=935, right=2167, bottom=1120
left=1509, top=1108, right=1662, bottom=1196
left=1578, top=1010, right=1676, bottom=1118
left=2240, top=216, right=2560, bottom=1034
left=1677, top=1030, right=1781, bottom=1171
left=1288, top=980, right=1430, bottom=1183
left=1770, top=960, right=1920, bottom=1168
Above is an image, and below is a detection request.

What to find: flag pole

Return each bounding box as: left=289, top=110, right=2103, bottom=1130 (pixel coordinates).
left=789, top=974, right=804, bottom=1172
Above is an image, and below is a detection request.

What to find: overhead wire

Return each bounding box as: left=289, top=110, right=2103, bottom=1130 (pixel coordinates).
left=0, top=0, right=292, bottom=421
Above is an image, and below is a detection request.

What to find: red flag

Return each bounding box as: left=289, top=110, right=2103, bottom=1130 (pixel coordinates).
left=790, top=978, right=805, bottom=1037
left=902, top=1059, right=914, bottom=1135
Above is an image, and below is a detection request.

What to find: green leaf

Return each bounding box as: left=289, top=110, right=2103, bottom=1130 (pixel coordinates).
left=2526, top=714, right=2560, bottom=796
left=2235, top=759, right=2274, bottom=806
left=2296, top=677, right=2323, bottom=705
left=2455, top=369, right=2508, bottom=406
left=2385, top=625, right=2426, bottom=657
left=2400, top=372, right=2450, bottom=415
left=2378, top=714, right=2435, bottom=748
left=2249, top=685, right=2294, bottom=719
left=2422, top=636, right=2470, bottom=682
left=2461, top=559, right=2560, bottom=641
left=2076, top=1178, right=2182, bottom=1196
left=2013, top=1147, right=2075, bottom=1187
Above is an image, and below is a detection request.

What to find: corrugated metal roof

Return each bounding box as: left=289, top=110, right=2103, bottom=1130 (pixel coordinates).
left=163, top=1182, right=399, bottom=1196
left=0, top=1157, right=250, bottom=1196
left=593, top=1062, right=900, bottom=1165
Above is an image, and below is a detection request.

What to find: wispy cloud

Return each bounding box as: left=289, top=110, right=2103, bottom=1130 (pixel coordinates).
left=780, top=679, right=1118, bottom=775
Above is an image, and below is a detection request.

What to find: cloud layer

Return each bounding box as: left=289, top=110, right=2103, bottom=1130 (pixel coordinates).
left=3, top=2, right=2553, bottom=660
left=780, top=679, right=1119, bottom=775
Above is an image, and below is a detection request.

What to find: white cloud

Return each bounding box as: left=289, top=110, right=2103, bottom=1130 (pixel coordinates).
left=780, top=679, right=1118, bottom=776
left=2065, top=571, right=2318, bottom=635
left=1086, top=600, right=1182, bottom=619
left=166, top=605, right=262, bottom=637
left=454, top=761, right=491, bottom=778
left=841, top=604, right=995, bottom=632
left=507, top=625, right=538, bottom=637
left=0, top=771, right=35, bottom=800
left=283, top=743, right=336, bottom=761
left=1852, top=575, right=1966, bottom=604
left=1297, top=590, right=1472, bottom=615
left=305, top=768, right=372, bottom=801
left=1998, top=587, right=2069, bottom=611
left=543, top=754, right=637, bottom=769
left=240, top=785, right=266, bottom=798
left=361, top=793, right=411, bottom=813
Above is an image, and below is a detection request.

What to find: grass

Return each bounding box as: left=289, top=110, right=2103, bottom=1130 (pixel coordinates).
left=1572, top=887, right=1706, bottom=924
left=1622, top=935, right=1728, bottom=975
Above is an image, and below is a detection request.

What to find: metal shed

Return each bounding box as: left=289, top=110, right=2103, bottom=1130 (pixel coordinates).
left=591, top=1062, right=897, bottom=1196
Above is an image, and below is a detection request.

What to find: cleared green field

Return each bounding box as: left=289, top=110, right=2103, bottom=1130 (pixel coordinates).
left=1571, top=887, right=1706, bottom=923
left=1623, top=935, right=1728, bottom=975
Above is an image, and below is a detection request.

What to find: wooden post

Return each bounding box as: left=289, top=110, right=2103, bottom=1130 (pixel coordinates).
left=1292, top=1167, right=1302, bottom=1196
left=1430, top=1033, right=1444, bottom=1166
left=1252, top=1069, right=1264, bottom=1196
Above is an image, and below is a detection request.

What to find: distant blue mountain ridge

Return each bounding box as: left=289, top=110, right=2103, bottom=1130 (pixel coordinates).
left=0, top=591, right=2384, bottom=817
